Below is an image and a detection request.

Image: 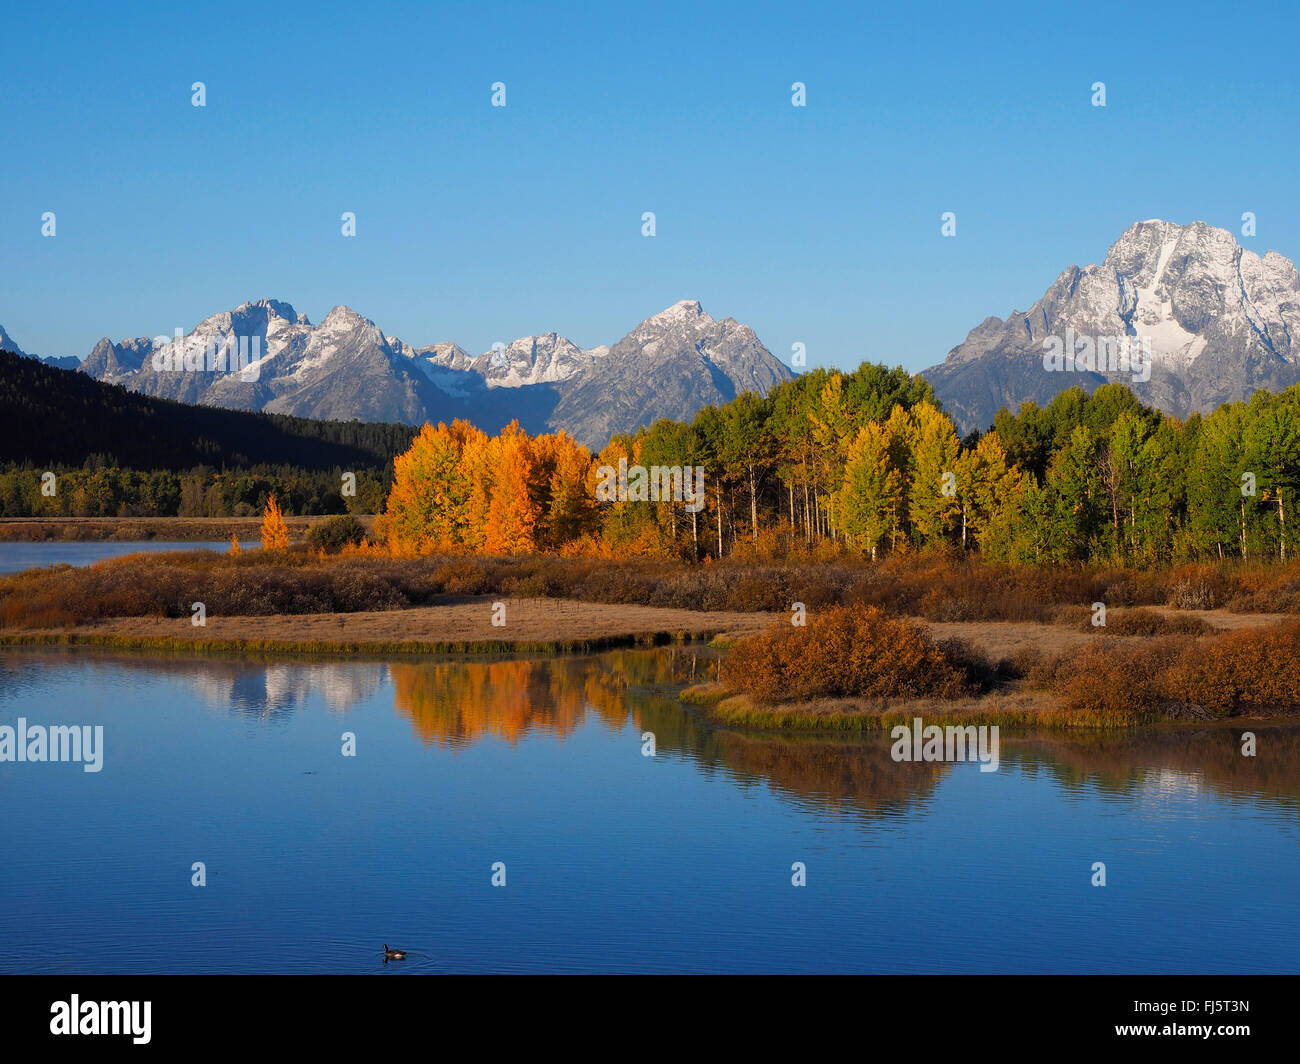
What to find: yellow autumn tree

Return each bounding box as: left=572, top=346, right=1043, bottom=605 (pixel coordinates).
left=956, top=431, right=1019, bottom=550
left=906, top=401, right=963, bottom=547
left=835, top=422, right=903, bottom=561
left=260, top=494, right=289, bottom=551
left=458, top=428, right=494, bottom=552
left=384, top=421, right=485, bottom=553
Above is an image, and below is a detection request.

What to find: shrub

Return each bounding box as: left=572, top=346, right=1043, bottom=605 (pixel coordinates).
left=720, top=604, right=974, bottom=703
left=1166, top=563, right=1228, bottom=609
left=1163, top=620, right=1300, bottom=713
left=306, top=515, right=366, bottom=554
left=1030, top=638, right=1184, bottom=726
left=1032, top=620, right=1300, bottom=723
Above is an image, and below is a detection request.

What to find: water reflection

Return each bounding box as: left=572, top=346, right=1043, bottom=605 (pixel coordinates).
left=3, top=647, right=1298, bottom=820
left=0, top=653, right=387, bottom=718
left=2, top=646, right=1297, bottom=974
left=1003, top=729, right=1300, bottom=815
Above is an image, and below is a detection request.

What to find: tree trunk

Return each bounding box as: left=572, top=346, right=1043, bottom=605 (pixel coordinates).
left=716, top=486, right=723, bottom=558
left=748, top=464, right=758, bottom=543
left=803, top=477, right=811, bottom=544
left=1241, top=499, right=1248, bottom=561
left=1280, top=493, right=1287, bottom=563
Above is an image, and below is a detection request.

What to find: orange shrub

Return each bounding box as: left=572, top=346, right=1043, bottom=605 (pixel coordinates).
left=1032, top=638, right=1183, bottom=726
left=1164, top=620, right=1300, bottom=713
left=720, top=604, right=974, bottom=703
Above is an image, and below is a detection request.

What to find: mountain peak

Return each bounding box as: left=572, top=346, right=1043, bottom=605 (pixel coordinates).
left=71, top=297, right=793, bottom=449
left=320, top=305, right=374, bottom=330
left=925, top=218, right=1300, bottom=432
left=645, top=299, right=710, bottom=327
left=234, top=298, right=299, bottom=321
left=0, top=323, right=27, bottom=357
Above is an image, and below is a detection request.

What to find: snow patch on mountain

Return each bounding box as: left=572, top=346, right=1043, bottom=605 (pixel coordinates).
left=925, top=219, right=1300, bottom=433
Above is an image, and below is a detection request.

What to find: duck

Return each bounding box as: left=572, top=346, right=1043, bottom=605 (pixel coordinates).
left=382, top=944, right=406, bottom=960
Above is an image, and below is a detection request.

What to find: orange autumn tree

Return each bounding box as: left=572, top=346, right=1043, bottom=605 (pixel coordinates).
left=485, top=422, right=538, bottom=553
left=385, top=419, right=597, bottom=555
left=260, top=494, right=289, bottom=551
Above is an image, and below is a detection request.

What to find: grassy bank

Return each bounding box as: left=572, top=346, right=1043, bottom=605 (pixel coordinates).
left=688, top=602, right=1300, bottom=730
left=3, top=547, right=1299, bottom=728
left=0, top=627, right=711, bottom=659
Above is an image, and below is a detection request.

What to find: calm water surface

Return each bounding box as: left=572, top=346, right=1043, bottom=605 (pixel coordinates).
left=0, top=647, right=1296, bottom=973
left=0, top=541, right=253, bottom=574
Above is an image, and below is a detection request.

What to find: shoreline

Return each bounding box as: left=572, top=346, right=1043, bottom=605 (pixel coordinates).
left=2, top=594, right=1294, bottom=729
left=0, top=515, right=375, bottom=543
left=0, top=629, right=719, bottom=659
left=677, top=682, right=1300, bottom=732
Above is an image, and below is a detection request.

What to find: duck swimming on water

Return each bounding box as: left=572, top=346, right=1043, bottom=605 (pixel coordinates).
left=383, top=944, right=406, bottom=960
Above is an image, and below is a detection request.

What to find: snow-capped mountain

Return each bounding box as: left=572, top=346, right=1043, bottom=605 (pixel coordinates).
left=76, top=299, right=471, bottom=424
left=925, top=220, right=1300, bottom=433
left=549, top=300, right=793, bottom=446
left=469, top=333, right=608, bottom=387
left=58, top=298, right=792, bottom=448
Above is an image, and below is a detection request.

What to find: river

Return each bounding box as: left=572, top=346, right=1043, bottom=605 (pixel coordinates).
left=0, top=647, right=1295, bottom=973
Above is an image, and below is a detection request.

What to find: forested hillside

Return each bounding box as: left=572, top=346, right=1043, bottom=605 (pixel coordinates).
left=0, top=352, right=416, bottom=516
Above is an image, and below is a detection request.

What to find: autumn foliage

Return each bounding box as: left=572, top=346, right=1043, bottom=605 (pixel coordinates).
left=1033, top=620, right=1300, bottom=723
left=720, top=603, right=974, bottom=702
left=384, top=420, right=598, bottom=555
left=259, top=493, right=289, bottom=551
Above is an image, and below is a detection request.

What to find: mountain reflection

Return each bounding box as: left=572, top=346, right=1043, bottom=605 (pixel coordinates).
left=0, top=653, right=387, bottom=718
left=6, top=648, right=1299, bottom=820
left=1003, top=729, right=1300, bottom=814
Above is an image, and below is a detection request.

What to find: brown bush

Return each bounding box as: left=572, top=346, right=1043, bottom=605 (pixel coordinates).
left=720, top=604, right=975, bottom=703
left=1163, top=620, right=1300, bottom=713
left=1029, top=638, right=1185, bottom=726
left=1166, top=563, right=1229, bottom=609
left=1031, top=620, right=1300, bottom=723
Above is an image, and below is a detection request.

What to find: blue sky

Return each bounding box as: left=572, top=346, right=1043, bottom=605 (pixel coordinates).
left=2, top=0, right=1297, bottom=372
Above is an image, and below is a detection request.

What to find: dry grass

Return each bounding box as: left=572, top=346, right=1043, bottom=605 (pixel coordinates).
left=4, top=596, right=775, bottom=653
